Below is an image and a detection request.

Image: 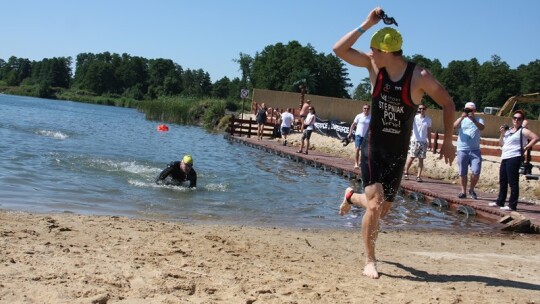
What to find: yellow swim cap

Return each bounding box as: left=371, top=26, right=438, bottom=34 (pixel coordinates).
left=182, top=155, right=193, bottom=165
left=370, top=27, right=402, bottom=52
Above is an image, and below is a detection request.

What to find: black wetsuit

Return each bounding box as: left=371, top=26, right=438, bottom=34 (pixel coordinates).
left=156, top=161, right=197, bottom=188
left=361, top=62, right=418, bottom=201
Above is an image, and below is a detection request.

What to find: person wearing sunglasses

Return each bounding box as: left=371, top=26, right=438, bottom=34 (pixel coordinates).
left=348, top=105, right=371, bottom=169
left=404, top=105, right=432, bottom=182
left=333, top=6, right=456, bottom=279
left=155, top=154, right=197, bottom=188
left=490, top=110, right=539, bottom=211
left=453, top=102, right=485, bottom=200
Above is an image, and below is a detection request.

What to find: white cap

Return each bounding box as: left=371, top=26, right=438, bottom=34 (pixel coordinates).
left=465, top=102, right=476, bottom=110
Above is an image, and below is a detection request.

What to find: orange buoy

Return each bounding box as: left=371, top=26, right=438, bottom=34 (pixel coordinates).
left=157, top=124, right=169, bottom=132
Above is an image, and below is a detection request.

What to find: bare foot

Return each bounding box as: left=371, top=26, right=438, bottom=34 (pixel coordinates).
left=339, top=187, right=354, bottom=216
left=353, top=164, right=359, bottom=169
left=363, top=262, right=379, bottom=279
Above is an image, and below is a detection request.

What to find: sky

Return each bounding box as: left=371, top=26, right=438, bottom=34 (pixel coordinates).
left=2, top=0, right=539, bottom=93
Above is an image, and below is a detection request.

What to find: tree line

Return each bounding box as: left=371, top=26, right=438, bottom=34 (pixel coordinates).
left=354, top=55, right=540, bottom=116
left=0, top=41, right=539, bottom=117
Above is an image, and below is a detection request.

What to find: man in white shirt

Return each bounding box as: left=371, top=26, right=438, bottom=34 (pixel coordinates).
left=280, top=108, right=294, bottom=146
left=348, top=104, right=371, bottom=169
left=404, top=105, right=432, bottom=182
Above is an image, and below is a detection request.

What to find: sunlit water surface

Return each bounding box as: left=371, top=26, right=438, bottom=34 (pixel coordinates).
left=0, top=94, right=494, bottom=231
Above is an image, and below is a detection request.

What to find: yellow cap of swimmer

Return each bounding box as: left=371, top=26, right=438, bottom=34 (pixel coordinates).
left=370, top=27, right=402, bottom=52
left=182, top=155, right=193, bottom=165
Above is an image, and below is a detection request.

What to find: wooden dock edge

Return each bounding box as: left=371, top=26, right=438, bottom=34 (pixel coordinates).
left=224, top=134, right=539, bottom=234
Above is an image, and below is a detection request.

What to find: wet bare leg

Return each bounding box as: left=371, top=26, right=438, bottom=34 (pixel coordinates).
left=361, top=184, right=385, bottom=279
left=339, top=186, right=385, bottom=279
left=339, top=187, right=369, bottom=215
left=339, top=187, right=354, bottom=215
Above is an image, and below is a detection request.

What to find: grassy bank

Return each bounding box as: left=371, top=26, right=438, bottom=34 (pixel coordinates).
left=0, top=84, right=237, bottom=130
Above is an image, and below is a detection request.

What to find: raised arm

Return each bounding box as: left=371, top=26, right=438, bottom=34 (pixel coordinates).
left=332, top=7, right=382, bottom=79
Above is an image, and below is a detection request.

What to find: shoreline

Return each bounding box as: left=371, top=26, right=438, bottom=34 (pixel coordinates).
left=1, top=210, right=539, bottom=303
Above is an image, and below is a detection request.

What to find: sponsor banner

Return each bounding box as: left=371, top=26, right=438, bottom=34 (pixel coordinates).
left=312, top=117, right=351, bottom=140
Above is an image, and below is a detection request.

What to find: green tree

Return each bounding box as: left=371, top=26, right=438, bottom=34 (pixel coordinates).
left=0, top=58, right=7, bottom=80
left=248, top=41, right=350, bottom=98
left=31, top=57, right=72, bottom=88
left=212, top=76, right=231, bottom=99
left=116, top=54, right=149, bottom=94
left=147, top=58, right=182, bottom=97
left=2, top=56, right=32, bottom=86
left=84, top=61, right=116, bottom=95
left=473, top=55, right=519, bottom=110
left=353, top=77, right=371, bottom=101
left=182, top=69, right=212, bottom=97
left=516, top=60, right=540, bottom=117
left=315, top=53, right=351, bottom=98
left=440, top=59, right=480, bottom=109
left=233, top=52, right=253, bottom=89
left=517, top=60, right=540, bottom=93
left=73, top=52, right=119, bottom=94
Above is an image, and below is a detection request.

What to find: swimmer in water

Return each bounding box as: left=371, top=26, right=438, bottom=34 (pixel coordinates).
left=155, top=155, right=197, bottom=188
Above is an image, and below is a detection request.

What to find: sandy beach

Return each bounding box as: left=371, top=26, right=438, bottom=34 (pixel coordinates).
left=1, top=211, right=539, bottom=303
left=1, top=133, right=539, bottom=303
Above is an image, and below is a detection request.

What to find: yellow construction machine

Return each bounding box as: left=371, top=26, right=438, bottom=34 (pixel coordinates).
left=496, top=92, right=540, bottom=117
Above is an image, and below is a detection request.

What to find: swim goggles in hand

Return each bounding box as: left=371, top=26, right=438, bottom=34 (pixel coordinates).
left=378, top=10, right=398, bottom=26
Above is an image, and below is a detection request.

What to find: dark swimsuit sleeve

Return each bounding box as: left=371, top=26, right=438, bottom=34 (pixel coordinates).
left=155, top=162, right=175, bottom=183
left=188, top=169, right=197, bottom=188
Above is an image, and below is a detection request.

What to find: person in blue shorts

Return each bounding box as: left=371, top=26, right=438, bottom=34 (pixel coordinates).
left=348, top=104, right=371, bottom=169
left=280, top=108, right=294, bottom=146
left=453, top=102, right=485, bottom=199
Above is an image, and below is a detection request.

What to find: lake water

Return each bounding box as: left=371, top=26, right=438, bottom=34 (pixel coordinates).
left=0, top=94, right=493, bottom=231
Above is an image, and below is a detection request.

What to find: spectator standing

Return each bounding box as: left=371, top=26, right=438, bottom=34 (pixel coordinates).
left=299, top=99, right=312, bottom=127
left=256, top=103, right=268, bottom=140
left=453, top=102, right=485, bottom=199
left=333, top=7, right=456, bottom=279
left=297, top=106, right=316, bottom=154
left=280, top=108, right=294, bottom=146
left=490, top=110, right=539, bottom=211
left=404, top=105, right=432, bottom=182
left=348, top=105, right=371, bottom=169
